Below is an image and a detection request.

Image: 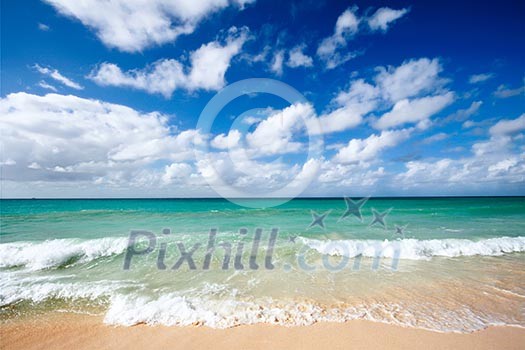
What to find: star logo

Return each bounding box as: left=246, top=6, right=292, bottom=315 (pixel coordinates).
left=394, top=224, right=407, bottom=237
left=369, top=208, right=392, bottom=229
left=308, top=210, right=331, bottom=229
left=338, top=196, right=369, bottom=222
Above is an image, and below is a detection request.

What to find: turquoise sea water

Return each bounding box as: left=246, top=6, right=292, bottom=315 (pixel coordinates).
left=1, top=197, right=524, bottom=331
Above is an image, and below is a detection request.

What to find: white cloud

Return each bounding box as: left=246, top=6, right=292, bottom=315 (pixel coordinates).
left=286, top=45, right=313, bottom=68
left=245, top=45, right=271, bottom=64
left=374, top=58, right=446, bottom=102
left=472, top=135, right=514, bottom=157
left=367, top=7, right=409, bottom=32
left=2, top=92, right=522, bottom=197
left=469, top=73, right=494, bottom=84
left=489, top=114, right=525, bottom=136
left=211, top=130, right=241, bottom=149
left=186, top=27, right=250, bottom=90
left=316, top=79, right=379, bottom=134
left=494, top=84, right=525, bottom=98
left=397, top=142, right=525, bottom=191
left=316, top=6, right=408, bottom=69
left=0, top=159, right=16, bottom=166
left=0, top=92, right=200, bottom=183
left=270, top=50, right=284, bottom=76
left=316, top=7, right=360, bottom=69
left=333, top=129, right=411, bottom=163
left=313, top=58, right=452, bottom=134
left=396, top=116, right=525, bottom=193
left=88, top=27, right=249, bottom=97
left=443, top=100, right=482, bottom=124
left=1, top=92, right=321, bottom=196
left=43, top=0, right=254, bottom=52
left=89, top=60, right=185, bottom=98
left=334, top=7, right=361, bottom=34
left=246, top=103, right=315, bottom=156
left=162, top=163, right=193, bottom=184
left=194, top=152, right=309, bottom=195
left=38, top=81, right=57, bottom=92
left=34, top=64, right=83, bottom=90
left=373, top=92, right=455, bottom=130
left=422, top=132, right=448, bottom=144
left=38, top=23, right=50, bottom=31
left=488, top=158, right=519, bottom=173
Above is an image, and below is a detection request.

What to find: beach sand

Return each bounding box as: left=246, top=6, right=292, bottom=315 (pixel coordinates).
left=1, top=313, right=524, bottom=350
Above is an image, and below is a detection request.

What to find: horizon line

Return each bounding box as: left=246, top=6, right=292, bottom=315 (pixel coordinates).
left=1, top=195, right=524, bottom=200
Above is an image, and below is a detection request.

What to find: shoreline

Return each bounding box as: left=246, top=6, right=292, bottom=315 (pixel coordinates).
left=1, top=313, right=524, bottom=350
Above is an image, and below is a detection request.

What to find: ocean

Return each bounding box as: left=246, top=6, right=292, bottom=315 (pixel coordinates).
left=1, top=197, right=524, bottom=332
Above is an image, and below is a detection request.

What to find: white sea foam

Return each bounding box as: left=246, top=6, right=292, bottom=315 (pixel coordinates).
left=0, top=278, right=120, bottom=306
left=2, top=236, right=524, bottom=332
left=104, top=293, right=345, bottom=328
left=301, top=236, right=525, bottom=260
left=1, top=271, right=523, bottom=332
left=0, top=237, right=129, bottom=271
left=102, top=293, right=523, bottom=332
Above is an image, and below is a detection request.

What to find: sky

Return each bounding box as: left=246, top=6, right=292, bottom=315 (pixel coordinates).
left=1, top=0, right=524, bottom=198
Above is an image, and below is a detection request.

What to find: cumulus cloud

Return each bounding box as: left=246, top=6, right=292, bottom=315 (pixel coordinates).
left=34, top=64, right=83, bottom=90
left=316, top=160, right=386, bottom=188
left=367, top=7, right=409, bottom=32
left=211, top=130, right=241, bottom=149
left=88, top=27, right=249, bottom=97
left=2, top=91, right=522, bottom=197
left=373, top=92, right=455, bottom=130
left=0, top=92, right=201, bottom=183
left=315, top=57, right=452, bottom=134
left=237, top=57, right=449, bottom=138
left=43, top=0, right=254, bottom=52
left=395, top=115, right=525, bottom=193
left=0, top=93, right=321, bottom=196
left=162, top=163, right=193, bottom=184
left=89, top=60, right=185, bottom=98
left=374, top=58, right=446, bottom=102
left=397, top=139, right=524, bottom=192
left=316, top=79, right=379, bottom=134
left=489, top=114, right=525, bottom=136
left=195, top=152, right=311, bottom=196
left=333, top=129, right=412, bottom=163
left=246, top=103, right=316, bottom=156
left=270, top=50, right=285, bottom=76
left=286, top=44, right=313, bottom=68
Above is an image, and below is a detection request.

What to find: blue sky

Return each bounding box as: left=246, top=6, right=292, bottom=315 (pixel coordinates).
left=1, top=0, right=524, bottom=198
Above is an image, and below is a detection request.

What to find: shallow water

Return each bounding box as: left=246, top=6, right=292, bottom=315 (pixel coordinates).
left=1, top=197, right=524, bottom=332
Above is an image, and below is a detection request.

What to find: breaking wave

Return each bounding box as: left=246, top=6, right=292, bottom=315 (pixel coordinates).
left=0, top=237, right=129, bottom=271
left=302, top=236, right=525, bottom=260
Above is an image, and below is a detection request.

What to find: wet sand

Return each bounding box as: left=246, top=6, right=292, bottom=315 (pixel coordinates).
left=1, top=313, right=524, bottom=350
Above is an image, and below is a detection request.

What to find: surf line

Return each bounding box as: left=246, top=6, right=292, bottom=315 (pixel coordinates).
left=123, top=228, right=278, bottom=271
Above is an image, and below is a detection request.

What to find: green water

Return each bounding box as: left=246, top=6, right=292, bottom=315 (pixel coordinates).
left=1, top=197, right=524, bottom=332
left=2, top=197, right=524, bottom=242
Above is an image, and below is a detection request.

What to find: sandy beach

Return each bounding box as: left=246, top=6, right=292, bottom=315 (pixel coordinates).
left=1, top=313, right=524, bottom=350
